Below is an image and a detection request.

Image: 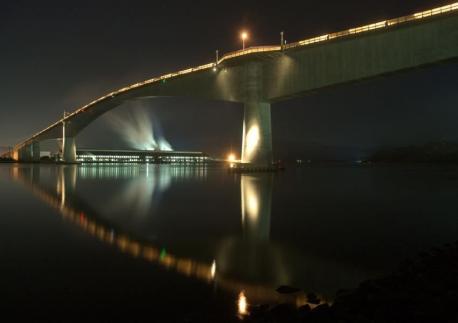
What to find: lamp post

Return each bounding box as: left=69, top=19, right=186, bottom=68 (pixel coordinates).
left=241, top=31, right=248, bottom=50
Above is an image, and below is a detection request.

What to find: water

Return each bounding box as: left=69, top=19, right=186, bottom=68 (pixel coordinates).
left=1, top=163, right=458, bottom=321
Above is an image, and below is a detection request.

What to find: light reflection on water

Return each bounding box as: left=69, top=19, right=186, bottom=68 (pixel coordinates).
left=9, top=164, right=313, bottom=314
left=237, top=291, right=248, bottom=316
left=11, top=165, right=218, bottom=282
left=7, top=163, right=458, bottom=317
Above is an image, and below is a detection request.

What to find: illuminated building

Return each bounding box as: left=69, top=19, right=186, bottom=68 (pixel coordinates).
left=75, top=149, right=209, bottom=164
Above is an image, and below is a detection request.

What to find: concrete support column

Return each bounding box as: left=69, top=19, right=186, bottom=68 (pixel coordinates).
left=63, top=137, right=76, bottom=163
left=19, top=145, right=33, bottom=162
left=62, top=121, right=76, bottom=163
left=241, top=63, right=273, bottom=165
left=32, top=142, right=40, bottom=162
left=241, top=102, right=273, bottom=165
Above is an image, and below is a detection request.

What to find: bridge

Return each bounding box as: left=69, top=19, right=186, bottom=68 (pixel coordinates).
left=8, top=2, right=458, bottom=165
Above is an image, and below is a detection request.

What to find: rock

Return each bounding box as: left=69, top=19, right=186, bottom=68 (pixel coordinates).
left=306, top=292, right=320, bottom=305
left=248, top=304, right=270, bottom=320
left=270, top=303, right=297, bottom=322
left=312, top=303, right=330, bottom=313
left=298, top=304, right=311, bottom=314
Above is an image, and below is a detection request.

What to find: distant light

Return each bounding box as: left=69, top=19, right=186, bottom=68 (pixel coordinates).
left=241, top=31, right=249, bottom=50
left=238, top=291, right=248, bottom=316
left=227, top=153, right=237, bottom=162
left=212, top=66, right=217, bottom=72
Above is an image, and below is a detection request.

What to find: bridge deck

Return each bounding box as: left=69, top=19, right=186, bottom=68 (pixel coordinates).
left=11, top=1, right=458, bottom=151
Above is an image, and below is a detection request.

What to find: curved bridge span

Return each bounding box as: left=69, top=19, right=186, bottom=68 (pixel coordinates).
left=10, top=2, right=458, bottom=164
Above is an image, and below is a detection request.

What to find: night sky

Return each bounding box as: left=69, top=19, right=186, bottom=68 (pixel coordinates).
left=1, top=0, right=458, bottom=160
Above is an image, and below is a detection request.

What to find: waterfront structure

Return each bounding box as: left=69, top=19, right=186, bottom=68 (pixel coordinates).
left=8, top=2, right=458, bottom=165
left=75, top=149, right=208, bottom=164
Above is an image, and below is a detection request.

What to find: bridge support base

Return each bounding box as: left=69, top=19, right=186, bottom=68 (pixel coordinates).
left=241, top=102, right=273, bottom=166
left=62, top=137, right=77, bottom=163
left=32, top=142, right=40, bottom=162
left=17, top=145, right=33, bottom=162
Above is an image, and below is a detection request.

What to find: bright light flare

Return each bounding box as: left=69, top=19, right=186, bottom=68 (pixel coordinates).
left=246, top=186, right=259, bottom=221
left=243, top=125, right=260, bottom=162
left=241, top=31, right=249, bottom=50
left=227, top=153, right=237, bottom=162
left=238, top=291, right=248, bottom=316
left=211, top=260, right=216, bottom=279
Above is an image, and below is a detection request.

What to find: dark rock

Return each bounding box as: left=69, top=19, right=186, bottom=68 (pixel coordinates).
left=309, top=303, right=333, bottom=323
left=312, top=303, right=330, bottom=313
left=298, top=304, right=311, bottom=314
left=306, top=292, right=320, bottom=305
left=248, top=304, right=270, bottom=321
left=270, top=303, right=297, bottom=322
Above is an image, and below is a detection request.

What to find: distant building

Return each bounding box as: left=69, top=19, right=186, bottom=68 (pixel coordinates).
left=75, top=149, right=209, bottom=164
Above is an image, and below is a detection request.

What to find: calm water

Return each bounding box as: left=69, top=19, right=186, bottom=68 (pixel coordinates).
left=1, top=163, right=458, bottom=321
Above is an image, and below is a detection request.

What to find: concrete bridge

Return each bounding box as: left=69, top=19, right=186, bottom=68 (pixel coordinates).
left=9, top=2, right=458, bottom=165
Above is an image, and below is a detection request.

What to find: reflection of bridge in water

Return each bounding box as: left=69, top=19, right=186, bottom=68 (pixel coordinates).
left=10, top=165, right=378, bottom=310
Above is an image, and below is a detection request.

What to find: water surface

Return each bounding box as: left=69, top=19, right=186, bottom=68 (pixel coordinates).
left=1, top=163, right=457, bottom=321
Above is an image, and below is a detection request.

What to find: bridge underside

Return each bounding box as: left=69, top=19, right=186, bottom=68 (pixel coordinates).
left=12, top=10, right=458, bottom=165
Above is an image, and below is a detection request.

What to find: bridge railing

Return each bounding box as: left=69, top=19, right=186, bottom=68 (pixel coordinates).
left=218, top=46, right=282, bottom=64
left=285, top=2, right=458, bottom=50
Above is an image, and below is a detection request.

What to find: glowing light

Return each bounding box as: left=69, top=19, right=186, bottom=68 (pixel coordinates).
left=227, top=153, right=237, bottom=162
left=241, top=31, right=249, bottom=50
left=241, top=176, right=260, bottom=225
left=238, top=291, right=248, bottom=316
left=244, top=125, right=260, bottom=162
left=246, top=190, right=259, bottom=220
left=211, top=260, right=216, bottom=279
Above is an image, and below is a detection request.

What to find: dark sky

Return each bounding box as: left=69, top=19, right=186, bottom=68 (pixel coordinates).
left=1, top=0, right=457, bottom=159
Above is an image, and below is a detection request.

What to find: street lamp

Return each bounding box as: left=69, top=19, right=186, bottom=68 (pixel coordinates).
left=241, top=31, right=248, bottom=50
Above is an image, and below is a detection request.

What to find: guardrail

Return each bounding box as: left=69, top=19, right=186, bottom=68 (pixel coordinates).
left=285, top=2, right=458, bottom=50
left=218, top=46, right=282, bottom=63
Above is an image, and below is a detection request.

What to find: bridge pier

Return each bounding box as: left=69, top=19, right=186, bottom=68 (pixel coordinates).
left=18, top=145, right=33, bottom=162
left=62, top=136, right=76, bottom=163
left=241, top=102, right=273, bottom=165
left=241, top=62, right=273, bottom=165
left=32, top=142, right=40, bottom=162
left=62, top=121, right=77, bottom=163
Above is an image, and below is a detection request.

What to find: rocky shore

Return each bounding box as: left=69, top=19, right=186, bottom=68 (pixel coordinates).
left=244, top=242, right=458, bottom=323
